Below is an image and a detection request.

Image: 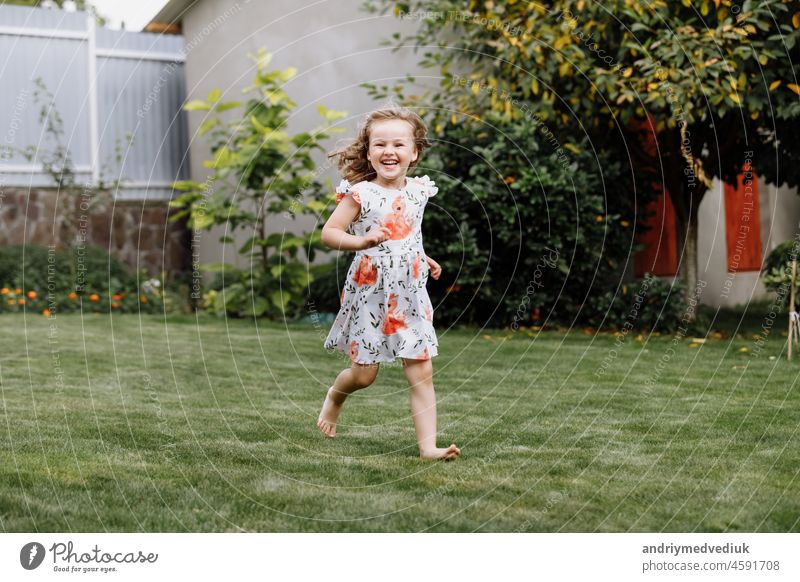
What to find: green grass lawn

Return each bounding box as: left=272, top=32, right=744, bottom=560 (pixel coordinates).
left=0, top=312, right=797, bottom=532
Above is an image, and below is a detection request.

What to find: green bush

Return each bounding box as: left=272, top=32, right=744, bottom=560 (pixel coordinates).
left=418, top=112, right=645, bottom=328
left=584, top=276, right=689, bottom=333
left=0, top=244, right=170, bottom=315
left=761, top=239, right=800, bottom=307
left=169, top=48, right=344, bottom=320
left=306, top=258, right=352, bottom=315
left=0, top=244, right=136, bottom=292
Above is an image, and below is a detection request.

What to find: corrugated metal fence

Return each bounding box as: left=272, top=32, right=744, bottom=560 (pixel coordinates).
left=0, top=5, right=189, bottom=201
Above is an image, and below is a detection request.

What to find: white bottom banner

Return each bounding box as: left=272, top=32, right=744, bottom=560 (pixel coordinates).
left=2, top=533, right=797, bottom=581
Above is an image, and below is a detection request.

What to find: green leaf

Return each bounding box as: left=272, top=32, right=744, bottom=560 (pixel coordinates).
left=280, top=236, right=306, bottom=252
left=199, top=118, right=219, bottom=136
left=279, top=67, right=298, bottom=82
left=207, top=88, right=222, bottom=103
left=201, top=263, right=238, bottom=273
left=191, top=212, right=215, bottom=230
left=215, top=101, right=242, bottom=112
left=264, top=233, right=284, bottom=248
left=244, top=296, right=269, bottom=317
left=184, top=100, right=211, bottom=111
left=238, top=236, right=259, bottom=254
left=250, top=48, right=272, bottom=71
left=204, top=146, right=231, bottom=169
left=317, top=104, right=347, bottom=122
left=171, top=180, right=202, bottom=191
left=251, top=115, right=272, bottom=134
left=221, top=283, right=246, bottom=311
left=269, top=290, right=289, bottom=311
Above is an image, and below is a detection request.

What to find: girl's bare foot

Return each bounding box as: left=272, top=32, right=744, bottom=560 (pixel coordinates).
left=317, top=387, right=342, bottom=438
left=419, top=443, right=460, bottom=461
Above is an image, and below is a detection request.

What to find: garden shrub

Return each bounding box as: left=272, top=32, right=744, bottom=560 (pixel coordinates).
left=761, top=239, right=800, bottom=307
left=417, top=112, right=644, bottom=329
left=583, top=275, right=689, bottom=333
left=169, top=48, right=343, bottom=320
left=305, top=258, right=353, bottom=315
left=0, top=244, right=167, bottom=315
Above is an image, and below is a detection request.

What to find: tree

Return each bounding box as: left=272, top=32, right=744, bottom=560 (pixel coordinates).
left=169, top=49, right=345, bottom=318
left=365, top=0, right=800, bottom=313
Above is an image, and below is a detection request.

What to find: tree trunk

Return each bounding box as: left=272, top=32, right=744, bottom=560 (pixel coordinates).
left=669, top=174, right=708, bottom=320
left=664, top=136, right=706, bottom=320
left=678, top=210, right=699, bottom=313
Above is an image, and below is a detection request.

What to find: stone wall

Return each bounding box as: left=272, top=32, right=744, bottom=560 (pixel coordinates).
left=0, top=189, right=191, bottom=277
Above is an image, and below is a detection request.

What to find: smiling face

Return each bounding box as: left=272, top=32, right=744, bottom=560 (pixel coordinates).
left=367, top=119, right=418, bottom=186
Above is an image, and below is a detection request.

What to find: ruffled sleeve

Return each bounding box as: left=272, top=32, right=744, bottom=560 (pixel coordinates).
left=334, top=179, right=361, bottom=205
left=413, top=175, right=438, bottom=197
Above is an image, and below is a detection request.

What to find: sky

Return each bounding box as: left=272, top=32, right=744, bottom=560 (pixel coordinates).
left=89, top=0, right=171, bottom=31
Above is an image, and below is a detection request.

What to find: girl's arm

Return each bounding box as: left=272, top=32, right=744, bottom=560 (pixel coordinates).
left=322, top=196, right=390, bottom=251
left=425, top=255, right=442, bottom=280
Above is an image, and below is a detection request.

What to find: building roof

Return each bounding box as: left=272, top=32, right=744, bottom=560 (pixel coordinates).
left=149, top=0, right=197, bottom=25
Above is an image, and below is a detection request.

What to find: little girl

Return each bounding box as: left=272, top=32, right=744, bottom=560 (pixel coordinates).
left=318, top=104, right=460, bottom=461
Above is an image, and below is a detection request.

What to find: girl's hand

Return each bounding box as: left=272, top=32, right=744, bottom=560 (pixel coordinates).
left=360, top=227, right=392, bottom=249
left=426, top=255, right=442, bottom=280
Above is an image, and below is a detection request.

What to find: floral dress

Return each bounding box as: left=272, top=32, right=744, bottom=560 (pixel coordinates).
left=324, top=175, right=439, bottom=365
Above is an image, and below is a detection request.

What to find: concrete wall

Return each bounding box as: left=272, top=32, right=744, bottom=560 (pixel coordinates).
left=175, top=0, right=428, bottom=272
left=0, top=189, right=190, bottom=277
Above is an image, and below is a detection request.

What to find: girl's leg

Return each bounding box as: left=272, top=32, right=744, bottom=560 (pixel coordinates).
left=317, top=362, right=380, bottom=437
left=402, top=358, right=460, bottom=460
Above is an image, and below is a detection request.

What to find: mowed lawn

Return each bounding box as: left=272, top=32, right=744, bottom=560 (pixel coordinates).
left=0, top=312, right=797, bottom=532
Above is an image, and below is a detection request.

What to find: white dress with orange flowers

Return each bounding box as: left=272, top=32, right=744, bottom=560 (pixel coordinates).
left=324, top=176, right=439, bottom=365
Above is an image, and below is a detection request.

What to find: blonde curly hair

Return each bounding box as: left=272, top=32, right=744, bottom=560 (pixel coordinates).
left=328, top=103, right=432, bottom=184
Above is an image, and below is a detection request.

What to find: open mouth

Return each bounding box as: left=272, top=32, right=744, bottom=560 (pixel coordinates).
left=380, top=159, right=399, bottom=167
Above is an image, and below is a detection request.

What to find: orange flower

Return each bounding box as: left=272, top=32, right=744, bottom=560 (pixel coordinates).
left=0, top=288, right=9, bottom=295
left=140, top=295, right=148, bottom=304
left=381, top=194, right=414, bottom=240
left=353, top=255, right=378, bottom=286
left=89, top=294, right=100, bottom=302
left=595, top=215, right=604, bottom=222
left=18, top=298, right=25, bottom=305
left=15, top=288, right=22, bottom=295
left=383, top=293, right=408, bottom=335
left=27, top=290, right=37, bottom=299
left=504, top=175, right=516, bottom=184
left=42, top=308, right=51, bottom=317
left=112, top=294, right=123, bottom=301
left=348, top=340, right=359, bottom=363
left=68, top=292, right=78, bottom=300
left=6, top=299, right=14, bottom=305
left=111, top=301, right=120, bottom=309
